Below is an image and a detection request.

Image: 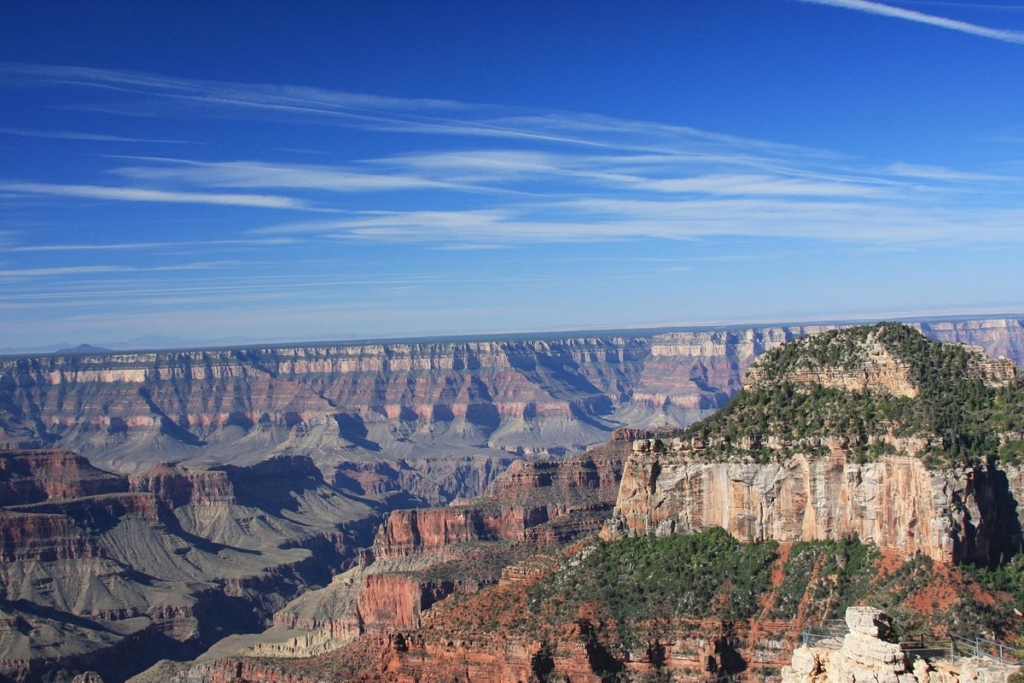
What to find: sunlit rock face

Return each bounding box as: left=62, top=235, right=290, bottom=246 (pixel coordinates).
left=604, top=450, right=1024, bottom=563
left=782, top=607, right=1020, bottom=683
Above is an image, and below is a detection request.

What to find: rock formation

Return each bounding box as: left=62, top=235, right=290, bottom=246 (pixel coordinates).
left=162, top=432, right=635, bottom=668
left=370, top=437, right=626, bottom=559
left=604, top=452, right=1023, bottom=563
left=782, top=607, right=1020, bottom=683
left=604, top=324, right=1024, bottom=564
left=166, top=532, right=1023, bottom=683
left=143, top=324, right=1024, bottom=683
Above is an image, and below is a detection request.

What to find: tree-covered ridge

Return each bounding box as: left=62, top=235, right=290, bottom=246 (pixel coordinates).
left=670, top=323, right=1024, bottom=467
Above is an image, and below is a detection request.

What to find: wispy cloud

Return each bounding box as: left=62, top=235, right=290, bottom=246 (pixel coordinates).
left=0, top=182, right=307, bottom=209
left=254, top=196, right=1024, bottom=246
left=795, top=0, right=1024, bottom=44
left=0, top=260, right=251, bottom=281
left=110, top=159, right=470, bottom=193
left=8, top=237, right=297, bottom=252
left=886, top=162, right=1014, bottom=181
left=889, top=2, right=1024, bottom=10
left=0, top=126, right=189, bottom=144
left=3, top=63, right=1024, bottom=251
left=0, top=63, right=468, bottom=113
left=637, top=173, right=886, bottom=197
left=0, top=63, right=846, bottom=161
left=0, top=265, right=130, bottom=278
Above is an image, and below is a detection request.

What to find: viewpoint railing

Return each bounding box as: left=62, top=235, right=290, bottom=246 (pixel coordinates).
left=948, top=634, right=1024, bottom=666
left=799, top=627, right=1024, bottom=666
left=801, top=620, right=847, bottom=648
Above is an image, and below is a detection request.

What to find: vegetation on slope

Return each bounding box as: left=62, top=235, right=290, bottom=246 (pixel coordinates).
left=677, top=323, right=1024, bottom=468
left=527, top=528, right=777, bottom=630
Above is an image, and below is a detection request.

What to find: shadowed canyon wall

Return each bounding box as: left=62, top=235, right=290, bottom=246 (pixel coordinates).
left=0, top=450, right=378, bottom=682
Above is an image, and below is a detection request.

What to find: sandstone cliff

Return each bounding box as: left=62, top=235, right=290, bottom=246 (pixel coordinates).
left=179, top=432, right=636, bottom=667
left=604, top=452, right=1022, bottom=564
left=370, top=438, right=626, bottom=559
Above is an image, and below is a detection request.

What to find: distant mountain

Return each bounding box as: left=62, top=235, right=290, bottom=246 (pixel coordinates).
left=55, top=343, right=112, bottom=354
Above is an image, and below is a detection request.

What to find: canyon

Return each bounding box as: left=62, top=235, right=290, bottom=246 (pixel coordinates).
left=6, top=318, right=1024, bottom=681
left=603, top=324, right=1024, bottom=565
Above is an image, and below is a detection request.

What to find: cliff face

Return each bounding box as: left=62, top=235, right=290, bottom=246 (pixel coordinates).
left=370, top=439, right=628, bottom=560
left=0, top=450, right=127, bottom=504
left=370, top=505, right=550, bottom=559
left=604, top=451, right=1021, bottom=563
left=5, top=319, right=1019, bottom=478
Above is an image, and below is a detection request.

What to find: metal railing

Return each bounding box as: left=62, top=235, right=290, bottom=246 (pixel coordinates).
left=949, top=634, right=1024, bottom=666
left=799, top=628, right=1024, bottom=667
left=801, top=621, right=847, bottom=648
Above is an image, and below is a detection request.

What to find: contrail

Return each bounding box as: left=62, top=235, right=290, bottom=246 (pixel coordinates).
left=796, top=0, right=1024, bottom=44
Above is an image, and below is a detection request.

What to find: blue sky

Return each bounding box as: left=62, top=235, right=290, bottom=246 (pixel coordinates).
left=2, top=1, right=1024, bottom=351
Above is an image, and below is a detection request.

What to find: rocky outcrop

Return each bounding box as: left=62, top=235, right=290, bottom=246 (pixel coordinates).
left=744, top=334, right=1016, bottom=397
left=370, top=505, right=550, bottom=559
left=356, top=574, right=478, bottom=632
left=332, top=454, right=514, bottom=508
left=205, top=433, right=637, bottom=665
left=128, top=461, right=234, bottom=507
left=0, top=450, right=127, bottom=504
left=782, top=607, right=1020, bottom=683
left=605, top=324, right=1024, bottom=564
left=370, top=437, right=630, bottom=560
left=745, top=336, right=921, bottom=398
left=5, top=319, right=1021, bottom=484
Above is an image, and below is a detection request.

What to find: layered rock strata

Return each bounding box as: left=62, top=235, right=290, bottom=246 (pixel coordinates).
left=4, top=318, right=1021, bottom=487
left=191, top=434, right=634, bottom=665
